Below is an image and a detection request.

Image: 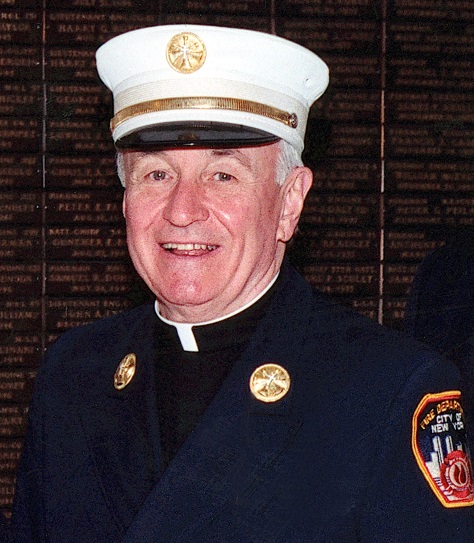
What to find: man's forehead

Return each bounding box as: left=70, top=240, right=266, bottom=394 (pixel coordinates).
left=124, top=145, right=277, bottom=167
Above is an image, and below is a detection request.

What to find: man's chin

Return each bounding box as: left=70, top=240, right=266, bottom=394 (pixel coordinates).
left=155, top=287, right=221, bottom=320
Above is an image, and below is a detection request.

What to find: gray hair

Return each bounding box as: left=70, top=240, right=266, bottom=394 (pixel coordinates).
left=275, top=139, right=303, bottom=186
left=116, top=151, right=126, bottom=187
left=116, top=139, right=302, bottom=188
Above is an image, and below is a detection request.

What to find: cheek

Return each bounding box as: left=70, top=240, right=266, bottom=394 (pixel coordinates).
left=125, top=192, right=161, bottom=231
left=210, top=195, right=249, bottom=232
left=243, top=204, right=281, bottom=252
left=124, top=201, right=142, bottom=238
left=261, top=195, right=285, bottom=236
left=124, top=201, right=156, bottom=263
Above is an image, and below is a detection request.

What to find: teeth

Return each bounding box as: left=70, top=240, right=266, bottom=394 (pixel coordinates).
left=162, top=243, right=217, bottom=251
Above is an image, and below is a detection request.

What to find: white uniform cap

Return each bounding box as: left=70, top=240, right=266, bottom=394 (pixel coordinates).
left=96, top=24, right=329, bottom=154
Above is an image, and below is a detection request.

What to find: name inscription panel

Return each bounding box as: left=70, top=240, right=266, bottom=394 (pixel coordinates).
left=2, top=0, right=474, bottom=516
left=47, top=226, right=127, bottom=260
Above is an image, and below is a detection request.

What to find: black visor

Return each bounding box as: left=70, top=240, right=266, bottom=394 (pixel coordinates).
left=115, top=121, right=280, bottom=150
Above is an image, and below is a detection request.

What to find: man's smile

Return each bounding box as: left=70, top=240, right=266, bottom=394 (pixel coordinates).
left=161, top=242, right=218, bottom=255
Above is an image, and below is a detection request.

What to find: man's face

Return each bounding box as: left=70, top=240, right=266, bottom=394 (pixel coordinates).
left=122, top=142, right=311, bottom=322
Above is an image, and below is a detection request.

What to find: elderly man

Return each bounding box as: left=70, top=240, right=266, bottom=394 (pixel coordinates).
left=12, top=25, right=474, bottom=543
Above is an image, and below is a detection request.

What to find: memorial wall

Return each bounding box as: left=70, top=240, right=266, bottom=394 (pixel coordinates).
left=1, top=0, right=473, bottom=515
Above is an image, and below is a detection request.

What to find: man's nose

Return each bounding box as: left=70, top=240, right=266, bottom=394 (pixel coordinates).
left=162, top=179, right=209, bottom=226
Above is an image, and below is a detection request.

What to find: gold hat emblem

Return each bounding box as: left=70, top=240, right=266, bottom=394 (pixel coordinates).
left=114, top=353, right=137, bottom=390
left=166, top=32, right=206, bottom=74
left=249, top=363, right=291, bottom=403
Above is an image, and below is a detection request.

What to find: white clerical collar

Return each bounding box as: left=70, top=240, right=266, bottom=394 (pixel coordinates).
left=155, top=272, right=280, bottom=352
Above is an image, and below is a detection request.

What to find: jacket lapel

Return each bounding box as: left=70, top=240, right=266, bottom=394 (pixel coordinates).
left=122, top=267, right=314, bottom=543
left=78, top=305, right=163, bottom=532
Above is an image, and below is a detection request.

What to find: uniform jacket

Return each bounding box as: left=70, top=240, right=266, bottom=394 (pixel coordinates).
left=12, top=266, right=474, bottom=542
left=405, top=232, right=474, bottom=415
left=0, top=511, right=10, bottom=543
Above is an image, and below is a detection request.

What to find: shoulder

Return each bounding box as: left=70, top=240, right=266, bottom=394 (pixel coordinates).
left=48, top=303, right=154, bottom=353
left=281, top=266, right=444, bottom=375
left=409, top=232, right=474, bottom=302
left=301, top=281, right=461, bottom=400
left=37, top=303, right=155, bottom=384
left=405, top=232, right=474, bottom=350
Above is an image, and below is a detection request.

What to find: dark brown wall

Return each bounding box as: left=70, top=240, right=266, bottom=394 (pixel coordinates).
left=1, top=0, right=473, bottom=515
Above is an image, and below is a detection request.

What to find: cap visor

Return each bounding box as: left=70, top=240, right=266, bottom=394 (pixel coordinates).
left=115, top=121, right=280, bottom=149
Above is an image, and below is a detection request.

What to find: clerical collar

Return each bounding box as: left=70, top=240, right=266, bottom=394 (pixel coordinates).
left=155, top=272, right=280, bottom=352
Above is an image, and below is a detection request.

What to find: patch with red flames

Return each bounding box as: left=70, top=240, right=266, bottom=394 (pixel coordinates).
left=412, top=391, right=474, bottom=507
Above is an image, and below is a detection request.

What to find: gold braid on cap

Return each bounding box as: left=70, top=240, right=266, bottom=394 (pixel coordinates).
left=110, top=97, right=298, bottom=132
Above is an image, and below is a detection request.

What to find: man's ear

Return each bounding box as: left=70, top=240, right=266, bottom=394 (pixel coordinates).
left=277, top=166, right=313, bottom=242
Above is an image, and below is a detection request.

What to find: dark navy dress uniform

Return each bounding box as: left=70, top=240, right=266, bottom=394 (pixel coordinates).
left=12, top=265, right=474, bottom=542
left=0, top=511, right=10, bottom=543
left=405, top=232, right=474, bottom=417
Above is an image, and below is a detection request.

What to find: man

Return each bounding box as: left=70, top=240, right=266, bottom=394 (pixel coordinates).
left=0, top=511, right=10, bottom=543
left=405, top=231, right=474, bottom=417
left=12, top=25, right=474, bottom=542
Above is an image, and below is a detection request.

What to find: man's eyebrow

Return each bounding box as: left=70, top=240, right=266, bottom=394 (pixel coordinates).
left=134, top=151, right=166, bottom=159
left=209, top=148, right=252, bottom=168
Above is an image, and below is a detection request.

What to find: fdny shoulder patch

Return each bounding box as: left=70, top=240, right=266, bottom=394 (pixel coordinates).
left=412, top=390, right=474, bottom=508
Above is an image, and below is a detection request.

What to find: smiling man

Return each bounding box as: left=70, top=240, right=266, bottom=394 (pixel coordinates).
left=121, top=144, right=310, bottom=322
left=12, top=25, right=474, bottom=543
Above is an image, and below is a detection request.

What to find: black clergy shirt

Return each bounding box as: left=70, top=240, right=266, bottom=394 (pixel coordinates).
left=154, top=275, right=280, bottom=469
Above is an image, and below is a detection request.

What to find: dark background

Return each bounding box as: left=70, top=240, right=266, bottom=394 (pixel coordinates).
left=1, top=0, right=473, bottom=516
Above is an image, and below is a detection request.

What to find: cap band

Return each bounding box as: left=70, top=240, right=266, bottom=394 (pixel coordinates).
left=111, top=96, right=298, bottom=133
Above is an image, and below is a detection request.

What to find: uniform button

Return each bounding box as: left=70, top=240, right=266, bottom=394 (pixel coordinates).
left=249, top=363, right=291, bottom=403
left=114, top=353, right=137, bottom=390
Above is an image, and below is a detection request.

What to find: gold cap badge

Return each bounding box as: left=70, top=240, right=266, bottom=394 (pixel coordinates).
left=166, top=32, right=206, bottom=74
left=250, top=363, right=291, bottom=403
left=114, top=353, right=137, bottom=390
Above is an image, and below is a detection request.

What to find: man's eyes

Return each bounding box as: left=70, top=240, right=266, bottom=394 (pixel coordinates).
left=213, top=172, right=235, bottom=182
left=136, top=170, right=237, bottom=184
left=150, top=170, right=168, bottom=181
